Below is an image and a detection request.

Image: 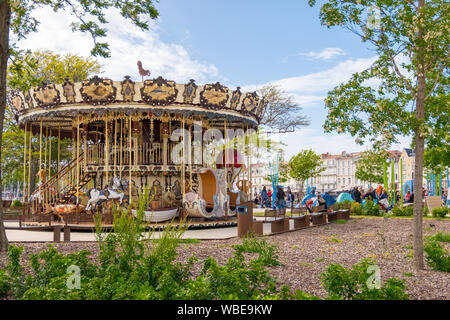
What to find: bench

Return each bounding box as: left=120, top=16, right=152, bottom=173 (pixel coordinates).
left=327, top=211, right=339, bottom=222
left=289, top=207, right=310, bottom=229
left=337, top=209, right=350, bottom=220
left=264, top=208, right=287, bottom=233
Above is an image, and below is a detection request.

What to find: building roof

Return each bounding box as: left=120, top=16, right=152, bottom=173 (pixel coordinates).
left=404, top=148, right=415, bottom=157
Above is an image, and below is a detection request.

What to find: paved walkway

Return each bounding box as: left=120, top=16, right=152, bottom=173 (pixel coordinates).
left=4, top=220, right=277, bottom=242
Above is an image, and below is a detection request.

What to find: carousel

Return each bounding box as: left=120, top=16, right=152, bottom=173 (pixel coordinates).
left=11, top=73, right=265, bottom=226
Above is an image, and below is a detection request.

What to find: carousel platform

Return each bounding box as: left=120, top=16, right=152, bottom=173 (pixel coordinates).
left=16, top=216, right=238, bottom=232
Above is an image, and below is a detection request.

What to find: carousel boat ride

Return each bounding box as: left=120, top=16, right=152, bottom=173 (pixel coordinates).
left=11, top=73, right=265, bottom=228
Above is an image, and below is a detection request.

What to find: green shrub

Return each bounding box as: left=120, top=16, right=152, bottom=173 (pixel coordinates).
left=0, top=270, right=9, bottom=298
left=431, top=207, right=449, bottom=218
left=391, top=206, right=413, bottom=217
left=424, top=240, right=450, bottom=272
left=363, top=200, right=383, bottom=216
left=337, top=200, right=353, bottom=210
left=431, top=232, right=450, bottom=243
left=350, top=202, right=362, bottom=216
left=0, top=189, right=314, bottom=300
left=320, top=259, right=409, bottom=300
left=232, top=236, right=281, bottom=267
left=11, top=200, right=22, bottom=208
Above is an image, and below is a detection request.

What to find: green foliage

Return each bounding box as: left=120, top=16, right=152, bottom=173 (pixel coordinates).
left=391, top=206, right=414, bottom=217
left=288, top=149, right=325, bottom=188
left=363, top=200, right=383, bottom=216
left=232, top=236, right=281, bottom=267
left=0, top=192, right=313, bottom=300
left=431, top=207, right=449, bottom=218
left=11, top=199, right=22, bottom=207
left=423, top=240, right=450, bottom=272
left=350, top=202, right=362, bottom=215
left=355, top=149, right=390, bottom=185
left=320, top=259, right=409, bottom=300
left=429, top=232, right=450, bottom=243
left=8, top=50, right=101, bottom=91
left=0, top=269, right=9, bottom=298
left=9, top=1, right=159, bottom=58
left=332, top=219, right=348, bottom=224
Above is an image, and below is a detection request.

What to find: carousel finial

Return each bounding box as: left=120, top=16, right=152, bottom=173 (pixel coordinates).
left=137, top=60, right=151, bottom=81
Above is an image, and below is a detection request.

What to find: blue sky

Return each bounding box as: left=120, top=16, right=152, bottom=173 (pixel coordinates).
left=14, top=1, right=411, bottom=159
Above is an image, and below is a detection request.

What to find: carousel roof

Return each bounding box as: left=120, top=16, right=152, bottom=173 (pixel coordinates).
left=11, top=76, right=266, bottom=127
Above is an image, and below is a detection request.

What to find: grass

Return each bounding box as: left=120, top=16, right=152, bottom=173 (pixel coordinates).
left=151, top=238, right=200, bottom=244
left=332, top=219, right=348, bottom=224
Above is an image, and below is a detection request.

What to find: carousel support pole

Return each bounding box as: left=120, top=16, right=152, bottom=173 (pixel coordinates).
left=57, top=125, right=61, bottom=202
left=224, top=119, right=228, bottom=221
left=38, top=120, right=43, bottom=214
left=181, top=116, right=186, bottom=221
left=23, top=122, right=27, bottom=216
left=129, top=116, right=132, bottom=204
left=28, top=125, right=32, bottom=215
left=105, top=117, right=109, bottom=189
left=248, top=125, right=253, bottom=200
left=83, top=123, right=87, bottom=176
left=76, top=116, right=81, bottom=224
left=114, top=118, right=117, bottom=178
left=49, top=129, right=52, bottom=204
left=120, top=118, right=123, bottom=180
left=44, top=126, right=47, bottom=208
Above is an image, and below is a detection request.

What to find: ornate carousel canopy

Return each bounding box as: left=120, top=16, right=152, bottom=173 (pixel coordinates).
left=11, top=75, right=266, bottom=134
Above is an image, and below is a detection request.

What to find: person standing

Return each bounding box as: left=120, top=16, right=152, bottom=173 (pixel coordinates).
left=260, top=186, right=268, bottom=208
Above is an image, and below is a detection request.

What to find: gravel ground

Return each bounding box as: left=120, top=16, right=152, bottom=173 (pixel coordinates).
left=1, top=217, right=449, bottom=300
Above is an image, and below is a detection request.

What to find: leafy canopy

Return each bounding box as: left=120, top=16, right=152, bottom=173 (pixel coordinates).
left=288, top=149, right=325, bottom=184
left=9, top=0, right=159, bottom=58
left=308, top=0, right=449, bottom=149
left=355, top=149, right=390, bottom=185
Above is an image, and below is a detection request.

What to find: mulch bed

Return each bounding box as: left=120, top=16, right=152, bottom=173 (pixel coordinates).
left=1, top=217, right=449, bottom=300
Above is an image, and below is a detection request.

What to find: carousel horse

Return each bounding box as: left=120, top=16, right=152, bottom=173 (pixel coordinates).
left=86, top=177, right=129, bottom=212
left=162, top=188, right=177, bottom=207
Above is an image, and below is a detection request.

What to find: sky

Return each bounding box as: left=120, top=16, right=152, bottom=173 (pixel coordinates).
left=13, top=0, right=411, bottom=160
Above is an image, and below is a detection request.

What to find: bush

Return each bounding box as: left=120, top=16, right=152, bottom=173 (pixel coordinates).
left=232, top=236, right=281, bottom=267
left=337, top=200, right=353, bottom=210
left=363, top=200, right=383, bottom=216
left=424, top=240, right=450, bottom=272
left=350, top=202, right=362, bottom=216
left=320, top=259, right=409, bottom=300
left=0, top=189, right=314, bottom=300
left=11, top=200, right=22, bottom=208
left=0, top=270, right=9, bottom=298
left=431, top=207, right=449, bottom=218
left=391, top=206, right=413, bottom=217
left=430, top=232, right=450, bottom=243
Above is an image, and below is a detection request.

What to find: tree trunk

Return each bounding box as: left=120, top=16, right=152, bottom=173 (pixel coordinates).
left=0, top=0, right=11, bottom=251
left=413, top=0, right=426, bottom=270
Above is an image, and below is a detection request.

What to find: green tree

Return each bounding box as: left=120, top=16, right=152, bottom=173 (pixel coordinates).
left=0, top=0, right=159, bottom=251
left=3, top=51, right=101, bottom=190
left=355, top=149, right=390, bottom=186
left=309, top=0, right=449, bottom=270
left=288, top=149, right=325, bottom=197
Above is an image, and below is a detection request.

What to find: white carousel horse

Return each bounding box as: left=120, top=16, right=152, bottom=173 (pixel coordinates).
left=86, top=176, right=129, bottom=212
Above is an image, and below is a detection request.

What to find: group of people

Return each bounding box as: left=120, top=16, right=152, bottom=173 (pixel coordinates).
left=255, top=186, right=295, bottom=209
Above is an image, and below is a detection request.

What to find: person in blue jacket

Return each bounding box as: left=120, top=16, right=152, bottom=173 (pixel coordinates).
left=260, top=186, right=268, bottom=208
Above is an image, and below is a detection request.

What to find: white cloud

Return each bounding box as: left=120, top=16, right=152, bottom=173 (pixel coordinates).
left=243, top=57, right=377, bottom=108
left=264, top=128, right=412, bottom=160
left=298, top=47, right=346, bottom=61
left=13, top=7, right=219, bottom=83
